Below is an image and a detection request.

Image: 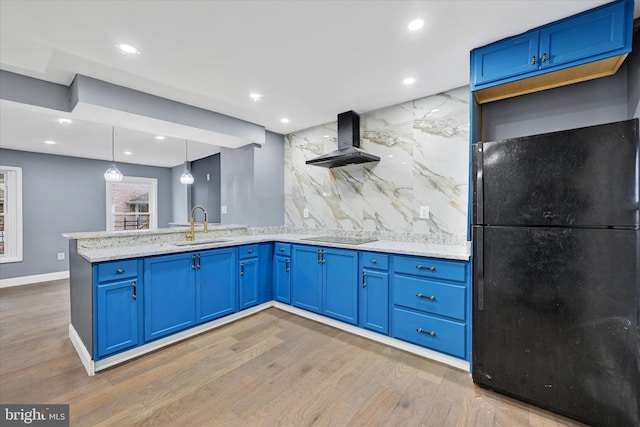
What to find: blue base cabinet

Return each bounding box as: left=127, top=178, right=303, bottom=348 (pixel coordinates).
left=239, top=244, right=272, bottom=310
left=144, top=253, right=196, bottom=342
left=391, top=255, right=470, bottom=360
left=273, top=243, right=291, bottom=303
left=94, top=259, right=142, bottom=359
left=291, top=244, right=358, bottom=325
left=323, top=248, right=358, bottom=324
left=197, top=248, right=237, bottom=322
left=359, top=252, right=389, bottom=335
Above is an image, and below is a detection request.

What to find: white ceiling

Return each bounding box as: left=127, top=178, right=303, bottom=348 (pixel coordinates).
left=1, top=0, right=637, bottom=167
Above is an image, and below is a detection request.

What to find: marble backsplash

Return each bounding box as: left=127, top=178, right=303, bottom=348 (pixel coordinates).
left=284, top=86, right=470, bottom=241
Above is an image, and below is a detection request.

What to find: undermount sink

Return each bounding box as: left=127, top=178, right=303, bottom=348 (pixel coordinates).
left=172, top=239, right=232, bottom=246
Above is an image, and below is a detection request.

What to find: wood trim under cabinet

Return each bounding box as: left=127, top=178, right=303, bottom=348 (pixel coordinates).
left=473, top=54, right=628, bottom=104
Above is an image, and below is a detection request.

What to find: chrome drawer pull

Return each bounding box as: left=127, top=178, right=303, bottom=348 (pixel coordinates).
left=370, top=259, right=377, bottom=264
left=116, top=269, right=125, bottom=274
left=280, top=247, right=285, bottom=251
left=248, top=249, right=253, bottom=254
left=417, top=328, right=436, bottom=337
left=416, top=293, right=436, bottom=301
left=416, top=265, right=436, bottom=271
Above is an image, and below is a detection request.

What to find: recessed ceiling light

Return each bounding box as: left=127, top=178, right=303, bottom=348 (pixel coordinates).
left=155, top=135, right=165, bottom=140
left=124, top=151, right=132, bottom=156
left=118, top=44, right=139, bottom=54
left=403, top=77, right=416, bottom=85
left=323, top=135, right=330, bottom=138
left=249, top=93, right=262, bottom=101
left=280, top=118, right=290, bottom=123
left=57, top=118, right=72, bottom=124
left=408, top=19, right=424, bottom=31
left=44, top=140, right=56, bottom=145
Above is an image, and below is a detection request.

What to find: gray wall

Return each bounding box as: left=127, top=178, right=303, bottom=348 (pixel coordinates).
left=253, top=131, right=285, bottom=226
left=170, top=163, right=190, bottom=223
left=191, top=154, right=221, bottom=222
left=483, top=65, right=630, bottom=141
left=220, top=131, right=285, bottom=226
left=0, top=149, right=172, bottom=279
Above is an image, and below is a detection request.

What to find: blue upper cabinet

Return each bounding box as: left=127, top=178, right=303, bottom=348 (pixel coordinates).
left=471, top=0, right=633, bottom=102
left=472, top=32, right=540, bottom=86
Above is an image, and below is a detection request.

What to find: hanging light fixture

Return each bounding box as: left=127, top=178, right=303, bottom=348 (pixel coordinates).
left=180, top=139, right=194, bottom=184
left=104, top=126, right=123, bottom=181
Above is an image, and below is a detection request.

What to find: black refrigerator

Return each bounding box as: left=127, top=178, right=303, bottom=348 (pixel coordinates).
left=472, top=119, right=639, bottom=427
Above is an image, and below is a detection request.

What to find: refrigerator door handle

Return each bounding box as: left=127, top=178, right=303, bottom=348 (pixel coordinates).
left=475, top=226, right=484, bottom=311
left=475, top=143, right=484, bottom=225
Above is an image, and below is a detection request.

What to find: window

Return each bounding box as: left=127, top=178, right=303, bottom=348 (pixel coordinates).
left=0, top=166, right=23, bottom=263
left=106, top=176, right=157, bottom=231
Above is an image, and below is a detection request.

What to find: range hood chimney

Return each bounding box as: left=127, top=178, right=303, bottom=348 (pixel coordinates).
left=305, top=110, right=381, bottom=168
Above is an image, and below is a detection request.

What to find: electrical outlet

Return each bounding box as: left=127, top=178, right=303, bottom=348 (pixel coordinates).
left=221, top=205, right=228, bottom=215
left=57, top=252, right=65, bottom=261
left=206, top=173, right=211, bottom=181
left=303, top=208, right=309, bottom=218
left=419, top=205, right=430, bottom=219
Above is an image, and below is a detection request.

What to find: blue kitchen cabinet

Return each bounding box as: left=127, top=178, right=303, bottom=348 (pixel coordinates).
left=197, top=248, right=237, bottom=322
left=273, top=242, right=291, bottom=303
left=323, top=248, right=358, bottom=324
left=239, top=256, right=259, bottom=309
left=359, top=252, right=389, bottom=335
left=391, top=255, right=470, bottom=360
left=291, top=245, right=323, bottom=313
left=239, top=244, right=272, bottom=309
left=94, top=258, right=142, bottom=359
left=471, top=0, right=632, bottom=91
left=144, top=253, right=196, bottom=341
left=291, top=244, right=358, bottom=324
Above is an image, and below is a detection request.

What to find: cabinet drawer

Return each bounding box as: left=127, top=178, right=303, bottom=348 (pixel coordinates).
left=238, top=244, right=259, bottom=259
left=393, top=256, right=466, bottom=283
left=97, top=259, right=138, bottom=282
left=393, top=275, right=465, bottom=321
left=361, top=252, right=389, bottom=271
left=392, top=307, right=466, bottom=359
left=274, top=242, right=291, bottom=256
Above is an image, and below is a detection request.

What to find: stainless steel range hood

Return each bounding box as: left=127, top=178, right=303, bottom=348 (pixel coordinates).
left=305, top=111, right=380, bottom=168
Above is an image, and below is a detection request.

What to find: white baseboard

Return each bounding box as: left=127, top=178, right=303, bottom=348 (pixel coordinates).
left=69, top=323, right=95, bottom=376
left=273, top=302, right=470, bottom=372
left=93, top=301, right=274, bottom=372
left=0, top=271, right=70, bottom=288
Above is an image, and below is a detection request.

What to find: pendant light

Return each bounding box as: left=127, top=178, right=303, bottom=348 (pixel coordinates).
left=180, top=139, right=194, bottom=184
left=104, top=126, right=123, bottom=181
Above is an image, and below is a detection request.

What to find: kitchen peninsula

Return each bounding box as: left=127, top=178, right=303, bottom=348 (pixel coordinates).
left=65, top=226, right=470, bottom=376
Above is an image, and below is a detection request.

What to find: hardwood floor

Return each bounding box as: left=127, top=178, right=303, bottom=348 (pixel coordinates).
left=0, top=280, right=587, bottom=426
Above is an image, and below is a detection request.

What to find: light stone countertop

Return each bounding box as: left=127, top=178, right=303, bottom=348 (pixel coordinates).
left=70, top=232, right=470, bottom=263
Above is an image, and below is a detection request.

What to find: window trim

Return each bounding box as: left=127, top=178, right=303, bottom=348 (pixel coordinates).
left=105, top=176, right=158, bottom=232
left=0, top=166, right=23, bottom=264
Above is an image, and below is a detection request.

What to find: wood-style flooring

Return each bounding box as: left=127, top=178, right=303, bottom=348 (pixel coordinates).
left=0, top=279, right=587, bottom=426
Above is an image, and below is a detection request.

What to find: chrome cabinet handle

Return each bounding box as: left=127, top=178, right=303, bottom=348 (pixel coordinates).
left=240, top=262, right=245, bottom=276
left=531, top=55, right=537, bottom=65
left=416, top=293, right=436, bottom=301
left=248, top=249, right=253, bottom=254
left=116, top=268, right=124, bottom=274
left=417, top=328, right=436, bottom=336
left=321, top=249, right=326, bottom=264
left=541, top=53, right=547, bottom=62
left=192, top=255, right=196, bottom=270
left=285, top=259, right=290, bottom=272
left=416, top=265, right=436, bottom=271
left=370, top=259, right=377, bottom=264
left=280, top=247, right=285, bottom=252
left=132, top=281, right=137, bottom=300
left=197, top=254, right=201, bottom=269
left=362, top=271, right=367, bottom=288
